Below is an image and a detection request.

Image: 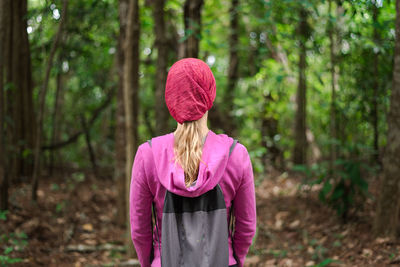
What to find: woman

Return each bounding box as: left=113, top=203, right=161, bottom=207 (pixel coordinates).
left=130, top=58, right=256, bottom=267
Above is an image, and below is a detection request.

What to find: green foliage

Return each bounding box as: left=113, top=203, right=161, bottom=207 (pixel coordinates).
left=312, top=258, right=340, bottom=267
left=0, top=211, right=8, bottom=221
left=311, top=243, right=328, bottom=261
left=23, top=0, right=395, bottom=180
left=55, top=200, right=67, bottom=213
left=296, top=142, right=375, bottom=220
left=267, top=249, right=288, bottom=258
left=0, top=211, right=27, bottom=267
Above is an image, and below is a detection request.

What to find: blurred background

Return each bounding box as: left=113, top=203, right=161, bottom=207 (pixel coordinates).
left=1, top=0, right=400, bottom=266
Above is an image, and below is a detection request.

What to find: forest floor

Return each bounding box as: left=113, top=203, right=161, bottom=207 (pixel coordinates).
left=2, top=168, right=400, bottom=267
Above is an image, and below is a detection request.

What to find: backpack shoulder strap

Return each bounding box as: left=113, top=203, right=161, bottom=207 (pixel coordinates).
left=229, top=139, right=238, bottom=156
left=228, top=138, right=240, bottom=264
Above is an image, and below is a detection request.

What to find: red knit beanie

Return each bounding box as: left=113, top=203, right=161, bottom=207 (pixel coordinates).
left=165, top=58, right=216, bottom=124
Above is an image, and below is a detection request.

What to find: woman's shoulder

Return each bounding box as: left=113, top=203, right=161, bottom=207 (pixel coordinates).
left=137, top=132, right=174, bottom=150
left=212, top=131, right=250, bottom=159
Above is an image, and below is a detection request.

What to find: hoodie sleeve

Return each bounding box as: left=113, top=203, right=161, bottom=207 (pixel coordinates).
left=232, top=146, right=257, bottom=267
left=129, top=145, right=153, bottom=267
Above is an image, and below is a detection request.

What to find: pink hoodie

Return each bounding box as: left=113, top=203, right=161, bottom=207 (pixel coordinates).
left=129, top=130, right=256, bottom=267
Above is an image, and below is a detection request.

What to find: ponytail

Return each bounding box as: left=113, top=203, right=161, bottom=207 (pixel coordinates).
left=173, top=120, right=204, bottom=187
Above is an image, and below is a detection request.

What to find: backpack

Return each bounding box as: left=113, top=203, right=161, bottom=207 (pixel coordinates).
left=148, top=139, right=239, bottom=267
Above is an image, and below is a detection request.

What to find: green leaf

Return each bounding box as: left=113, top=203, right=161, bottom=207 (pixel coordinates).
left=313, top=258, right=340, bottom=267
left=0, top=210, right=8, bottom=221
left=321, top=181, right=332, bottom=196
left=4, top=246, right=13, bottom=255
left=331, top=187, right=344, bottom=201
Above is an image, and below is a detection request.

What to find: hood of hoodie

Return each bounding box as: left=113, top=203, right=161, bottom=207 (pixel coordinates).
left=149, top=130, right=234, bottom=197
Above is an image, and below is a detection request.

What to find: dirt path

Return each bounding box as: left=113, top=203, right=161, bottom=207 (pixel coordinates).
left=248, top=171, right=399, bottom=267
left=2, top=171, right=399, bottom=266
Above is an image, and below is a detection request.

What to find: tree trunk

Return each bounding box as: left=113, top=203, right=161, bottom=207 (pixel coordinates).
left=116, top=0, right=128, bottom=227
left=373, top=0, right=400, bottom=238
left=293, top=7, right=308, bottom=165
left=183, top=0, right=204, bottom=58
left=372, top=2, right=380, bottom=165
left=153, top=0, right=169, bottom=135
left=165, top=9, right=179, bottom=61
left=224, top=0, right=239, bottom=135
left=32, top=0, right=69, bottom=201
left=0, top=0, right=7, bottom=210
left=2, top=0, right=35, bottom=186
left=328, top=0, right=340, bottom=173
left=123, top=0, right=140, bottom=257
left=50, top=66, right=64, bottom=176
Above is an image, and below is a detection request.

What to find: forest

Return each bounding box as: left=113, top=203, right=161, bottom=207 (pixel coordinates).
left=1, top=0, right=400, bottom=266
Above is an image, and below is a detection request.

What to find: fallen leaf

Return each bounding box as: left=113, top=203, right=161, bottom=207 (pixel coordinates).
left=275, top=219, right=283, bottom=230
left=375, top=237, right=390, bottom=244
left=289, top=220, right=300, bottom=229
left=305, top=261, right=315, bottom=266
left=362, top=248, right=372, bottom=257
left=82, top=223, right=93, bottom=232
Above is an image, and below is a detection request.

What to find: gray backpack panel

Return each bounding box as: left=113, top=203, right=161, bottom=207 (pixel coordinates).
left=161, top=184, right=228, bottom=267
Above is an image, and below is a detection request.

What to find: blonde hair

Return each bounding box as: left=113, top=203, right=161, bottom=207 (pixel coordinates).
left=173, top=120, right=205, bottom=187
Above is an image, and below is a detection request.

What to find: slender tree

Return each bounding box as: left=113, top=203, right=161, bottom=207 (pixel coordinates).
left=293, top=6, right=309, bottom=165
left=123, top=0, right=140, bottom=257
left=226, top=0, right=239, bottom=110
left=224, top=0, right=239, bottom=135
left=373, top=0, right=400, bottom=238
left=32, top=0, right=69, bottom=201
left=49, top=51, right=67, bottom=175
left=372, top=1, right=381, bottom=164
left=153, top=0, right=169, bottom=135
left=183, top=0, right=204, bottom=58
left=328, top=0, right=342, bottom=172
left=115, top=0, right=128, bottom=227
left=0, top=0, right=6, bottom=210
left=2, top=0, right=35, bottom=187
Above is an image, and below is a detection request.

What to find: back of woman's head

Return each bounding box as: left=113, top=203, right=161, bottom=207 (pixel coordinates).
left=164, top=58, right=216, bottom=187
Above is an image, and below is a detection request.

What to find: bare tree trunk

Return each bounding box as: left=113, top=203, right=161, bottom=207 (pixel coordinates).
left=32, top=0, right=69, bottom=201
left=116, top=0, right=128, bottom=227
left=19, top=0, right=35, bottom=180
left=293, top=7, right=308, bottom=165
left=223, top=0, right=239, bottom=135
left=373, top=0, right=400, bottom=238
left=50, top=67, right=64, bottom=176
left=183, top=0, right=204, bottom=58
left=153, top=0, right=169, bottom=135
left=123, top=0, right=140, bottom=257
left=0, top=0, right=7, bottom=210
left=372, top=2, right=380, bottom=165
left=328, top=0, right=339, bottom=173
left=226, top=0, right=239, bottom=111
left=3, top=0, right=35, bottom=185
left=165, top=9, right=179, bottom=61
